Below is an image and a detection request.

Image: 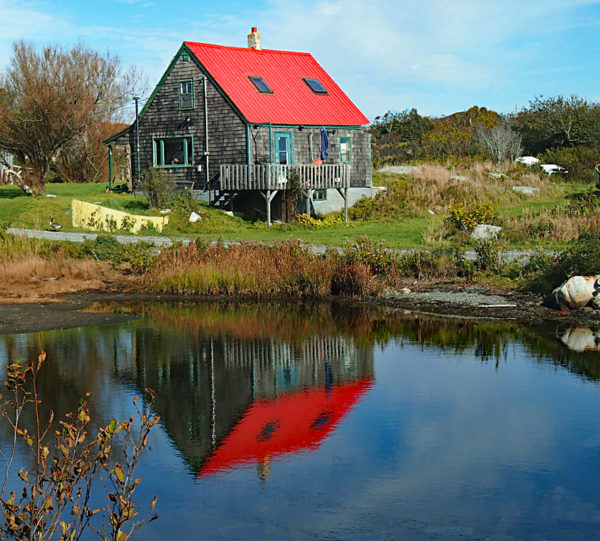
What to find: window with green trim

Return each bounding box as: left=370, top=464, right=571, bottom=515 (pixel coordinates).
left=340, top=136, right=352, bottom=163
left=181, top=52, right=190, bottom=61
left=153, top=137, right=193, bottom=167
left=179, top=79, right=194, bottom=109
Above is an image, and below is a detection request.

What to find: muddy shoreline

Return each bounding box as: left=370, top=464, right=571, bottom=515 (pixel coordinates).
left=1, top=284, right=599, bottom=335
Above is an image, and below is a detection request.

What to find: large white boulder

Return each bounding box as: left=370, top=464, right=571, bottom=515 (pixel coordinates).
left=541, top=163, right=568, bottom=175
left=516, top=156, right=540, bottom=167
left=471, top=224, right=502, bottom=240
left=544, top=275, right=600, bottom=310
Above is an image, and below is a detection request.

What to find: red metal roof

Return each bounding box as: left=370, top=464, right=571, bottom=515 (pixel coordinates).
left=185, top=41, right=369, bottom=126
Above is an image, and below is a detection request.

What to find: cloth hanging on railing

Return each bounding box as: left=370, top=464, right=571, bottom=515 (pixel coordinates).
left=320, top=126, right=329, bottom=161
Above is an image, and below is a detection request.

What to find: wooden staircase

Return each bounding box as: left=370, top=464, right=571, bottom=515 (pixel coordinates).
left=210, top=189, right=235, bottom=209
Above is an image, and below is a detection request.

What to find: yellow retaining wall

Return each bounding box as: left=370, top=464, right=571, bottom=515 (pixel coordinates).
left=72, top=200, right=168, bottom=233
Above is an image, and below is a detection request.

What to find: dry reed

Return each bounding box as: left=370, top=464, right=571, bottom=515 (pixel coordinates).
left=0, top=233, right=117, bottom=300
left=144, top=241, right=379, bottom=298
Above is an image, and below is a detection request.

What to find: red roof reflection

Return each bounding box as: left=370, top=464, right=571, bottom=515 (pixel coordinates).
left=199, top=378, right=373, bottom=476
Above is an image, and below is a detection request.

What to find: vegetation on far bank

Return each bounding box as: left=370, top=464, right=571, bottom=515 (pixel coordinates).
left=371, top=97, right=600, bottom=182
left=2, top=219, right=600, bottom=302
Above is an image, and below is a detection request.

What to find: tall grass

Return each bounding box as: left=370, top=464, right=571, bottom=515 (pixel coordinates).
left=0, top=232, right=114, bottom=298
left=144, top=240, right=384, bottom=298
left=357, top=162, right=561, bottom=222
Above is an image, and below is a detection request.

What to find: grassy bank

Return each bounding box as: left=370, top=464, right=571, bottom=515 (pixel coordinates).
left=1, top=225, right=598, bottom=302
left=0, top=160, right=597, bottom=301
left=0, top=160, right=593, bottom=249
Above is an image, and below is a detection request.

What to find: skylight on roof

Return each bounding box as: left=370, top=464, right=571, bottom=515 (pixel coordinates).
left=249, top=76, right=273, bottom=93
left=303, top=78, right=327, bottom=94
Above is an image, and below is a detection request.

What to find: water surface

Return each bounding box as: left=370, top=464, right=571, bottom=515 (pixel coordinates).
left=1, top=302, right=600, bottom=540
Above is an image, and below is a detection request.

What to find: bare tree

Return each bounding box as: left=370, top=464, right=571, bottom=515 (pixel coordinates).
left=476, top=123, right=522, bottom=163
left=0, top=41, right=142, bottom=193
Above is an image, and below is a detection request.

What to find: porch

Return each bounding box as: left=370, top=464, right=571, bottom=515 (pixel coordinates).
left=218, top=163, right=351, bottom=226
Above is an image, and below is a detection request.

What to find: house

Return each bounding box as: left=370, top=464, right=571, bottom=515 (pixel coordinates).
left=104, top=28, right=373, bottom=224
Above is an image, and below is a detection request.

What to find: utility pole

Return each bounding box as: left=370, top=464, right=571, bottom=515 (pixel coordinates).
left=134, top=96, right=141, bottom=187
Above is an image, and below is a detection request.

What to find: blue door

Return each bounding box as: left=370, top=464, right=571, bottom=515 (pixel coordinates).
left=273, top=133, right=294, bottom=165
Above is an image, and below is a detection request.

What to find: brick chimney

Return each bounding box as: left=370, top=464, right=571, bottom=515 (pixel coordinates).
left=248, top=27, right=261, bottom=50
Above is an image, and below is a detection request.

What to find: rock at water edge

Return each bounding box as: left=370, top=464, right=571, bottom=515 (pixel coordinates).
left=543, top=275, right=600, bottom=310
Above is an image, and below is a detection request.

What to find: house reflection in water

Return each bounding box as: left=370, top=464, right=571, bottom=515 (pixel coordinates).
left=114, top=324, right=375, bottom=477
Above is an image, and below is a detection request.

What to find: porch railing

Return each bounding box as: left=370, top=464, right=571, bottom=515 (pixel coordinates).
left=218, top=163, right=351, bottom=191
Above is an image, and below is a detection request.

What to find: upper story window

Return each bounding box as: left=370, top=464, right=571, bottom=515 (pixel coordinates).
left=181, top=52, right=190, bottom=61
left=303, top=78, right=327, bottom=94
left=340, top=136, right=352, bottom=163
left=179, top=79, right=194, bottom=109
left=249, top=76, right=273, bottom=93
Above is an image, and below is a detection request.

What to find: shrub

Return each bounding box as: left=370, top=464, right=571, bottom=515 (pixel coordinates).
left=287, top=213, right=344, bottom=230
left=539, top=146, right=597, bottom=181
left=521, top=233, right=600, bottom=293
left=140, top=168, right=174, bottom=209
left=0, top=352, right=158, bottom=541
left=559, top=232, right=600, bottom=276
left=396, top=247, right=470, bottom=280
left=563, top=188, right=600, bottom=217
left=446, top=203, right=496, bottom=232
left=81, top=235, right=156, bottom=274
left=341, top=237, right=397, bottom=275
left=473, top=239, right=500, bottom=272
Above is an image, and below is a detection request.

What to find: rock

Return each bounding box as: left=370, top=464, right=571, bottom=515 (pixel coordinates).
left=471, top=224, right=502, bottom=240
left=487, top=172, right=504, bottom=179
left=543, top=275, right=600, bottom=310
left=400, top=287, right=411, bottom=294
left=541, top=163, right=568, bottom=175
left=512, top=186, right=539, bottom=195
left=377, top=165, right=417, bottom=175
left=450, top=174, right=468, bottom=181
left=223, top=210, right=234, bottom=217
left=189, top=211, right=201, bottom=222
left=515, top=156, right=540, bottom=167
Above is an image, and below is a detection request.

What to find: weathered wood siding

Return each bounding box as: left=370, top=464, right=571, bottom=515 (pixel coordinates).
left=249, top=125, right=371, bottom=188
left=127, top=52, right=247, bottom=187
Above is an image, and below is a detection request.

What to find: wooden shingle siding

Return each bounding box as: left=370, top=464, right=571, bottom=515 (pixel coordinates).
left=131, top=53, right=247, bottom=188
left=249, top=125, right=371, bottom=188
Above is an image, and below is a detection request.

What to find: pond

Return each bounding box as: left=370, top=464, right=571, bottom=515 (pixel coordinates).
left=1, top=302, right=600, bottom=540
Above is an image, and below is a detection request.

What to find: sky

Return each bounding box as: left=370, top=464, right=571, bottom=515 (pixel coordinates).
left=1, top=0, right=600, bottom=123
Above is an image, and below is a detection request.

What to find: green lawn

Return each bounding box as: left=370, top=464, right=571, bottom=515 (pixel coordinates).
left=0, top=180, right=586, bottom=249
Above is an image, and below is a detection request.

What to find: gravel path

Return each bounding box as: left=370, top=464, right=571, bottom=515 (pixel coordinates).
left=7, top=228, right=542, bottom=262
left=7, top=228, right=186, bottom=247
